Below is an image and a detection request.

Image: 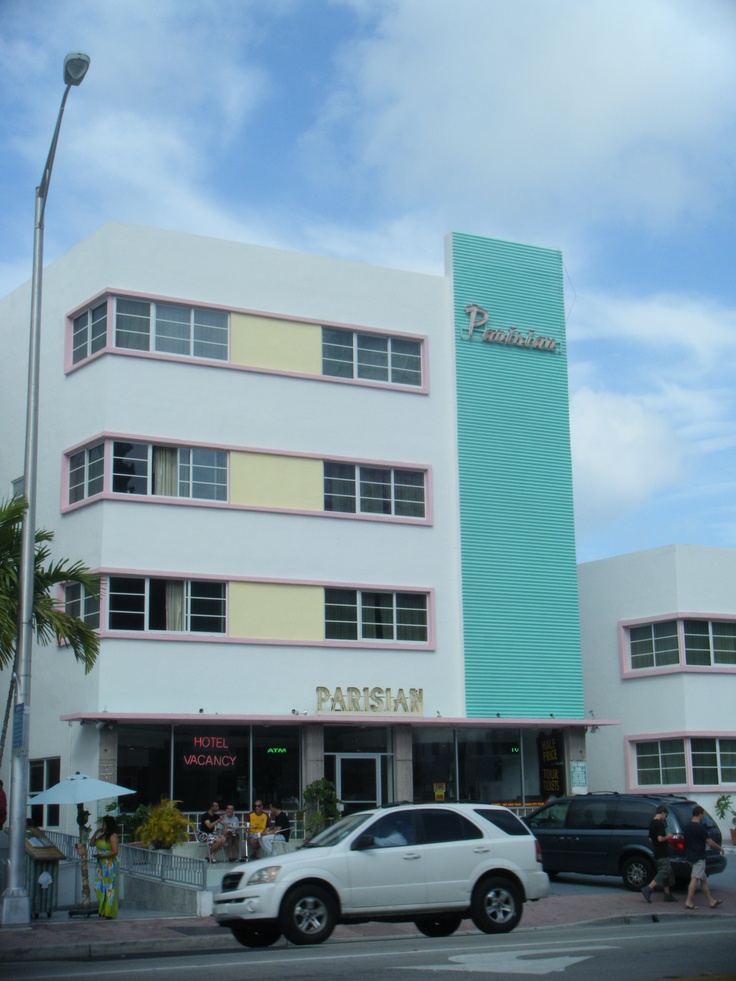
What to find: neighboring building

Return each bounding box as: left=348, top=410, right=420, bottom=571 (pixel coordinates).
left=578, top=544, right=736, bottom=831
left=0, top=222, right=585, bottom=833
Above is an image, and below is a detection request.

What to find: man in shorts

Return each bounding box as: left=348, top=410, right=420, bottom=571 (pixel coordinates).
left=684, top=805, right=725, bottom=910
left=641, top=805, right=675, bottom=903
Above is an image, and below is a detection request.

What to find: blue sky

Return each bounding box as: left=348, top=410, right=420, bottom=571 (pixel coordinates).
left=1, top=0, right=735, bottom=563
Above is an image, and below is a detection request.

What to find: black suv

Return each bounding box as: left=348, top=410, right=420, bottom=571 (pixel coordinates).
left=525, top=793, right=726, bottom=890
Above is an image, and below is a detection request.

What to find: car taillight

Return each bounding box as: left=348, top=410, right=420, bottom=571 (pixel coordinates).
left=535, top=840, right=543, bottom=864
left=669, top=833, right=685, bottom=853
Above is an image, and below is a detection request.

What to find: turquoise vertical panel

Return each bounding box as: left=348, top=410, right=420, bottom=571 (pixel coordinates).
left=450, top=233, right=583, bottom=718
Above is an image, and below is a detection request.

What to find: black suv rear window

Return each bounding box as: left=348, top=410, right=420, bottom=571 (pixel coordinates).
left=615, top=799, right=656, bottom=829
left=474, top=808, right=530, bottom=836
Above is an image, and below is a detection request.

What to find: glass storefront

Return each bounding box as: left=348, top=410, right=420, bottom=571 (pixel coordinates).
left=117, top=724, right=300, bottom=813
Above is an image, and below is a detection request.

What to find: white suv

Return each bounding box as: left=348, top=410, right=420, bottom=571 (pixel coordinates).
left=213, top=802, right=549, bottom=947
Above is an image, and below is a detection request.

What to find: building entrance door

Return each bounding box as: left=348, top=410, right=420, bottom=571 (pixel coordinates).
left=335, top=754, right=382, bottom=815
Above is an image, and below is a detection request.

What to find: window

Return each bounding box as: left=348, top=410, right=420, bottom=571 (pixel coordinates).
left=115, top=298, right=228, bottom=361
left=684, top=620, right=736, bottom=666
left=324, top=463, right=425, bottom=518
left=30, top=757, right=61, bottom=828
left=629, top=621, right=679, bottom=669
left=420, top=809, right=483, bottom=843
left=112, top=442, right=227, bottom=500
left=691, top=738, right=736, bottom=784
left=325, top=589, right=428, bottom=643
left=72, top=301, right=107, bottom=363
left=64, top=582, right=100, bottom=628
left=108, top=577, right=226, bottom=633
left=628, top=618, right=736, bottom=671
left=68, top=443, right=104, bottom=503
left=635, top=739, right=686, bottom=785
left=322, top=327, right=421, bottom=386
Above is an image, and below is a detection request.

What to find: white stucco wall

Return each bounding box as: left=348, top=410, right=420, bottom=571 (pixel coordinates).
left=578, top=544, right=736, bottom=832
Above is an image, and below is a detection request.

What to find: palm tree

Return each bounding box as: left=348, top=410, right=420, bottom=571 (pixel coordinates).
left=0, top=496, right=100, bottom=765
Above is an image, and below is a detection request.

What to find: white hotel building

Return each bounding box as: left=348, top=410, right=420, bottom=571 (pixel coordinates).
left=0, top=222, right=586, bottom=833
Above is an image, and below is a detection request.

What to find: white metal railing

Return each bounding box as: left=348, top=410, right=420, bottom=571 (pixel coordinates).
left=41, top=830, right=207, bottom=890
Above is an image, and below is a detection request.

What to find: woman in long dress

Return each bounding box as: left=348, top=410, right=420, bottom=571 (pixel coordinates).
left=90, top=815, right=119, bottom=919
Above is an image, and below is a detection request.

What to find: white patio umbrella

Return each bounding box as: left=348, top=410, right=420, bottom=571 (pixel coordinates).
left=28, top=772, right=135, bottom=806
left=28, top=772, right=136, bottom=913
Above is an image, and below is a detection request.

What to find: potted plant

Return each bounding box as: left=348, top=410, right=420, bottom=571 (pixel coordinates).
left=714, top=794, right=736, bottom=846
left=135, top=797, right=190, bottom=850
left=300, top=778, right=342, bottom=840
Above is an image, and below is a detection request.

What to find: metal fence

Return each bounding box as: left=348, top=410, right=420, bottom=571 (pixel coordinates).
left=42, top=830, right=207, bottom=890
left=119, top=844, right=206, bottom=889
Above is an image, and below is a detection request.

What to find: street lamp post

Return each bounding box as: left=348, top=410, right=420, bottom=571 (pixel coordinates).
left=1, top=52, right=90, bottom=928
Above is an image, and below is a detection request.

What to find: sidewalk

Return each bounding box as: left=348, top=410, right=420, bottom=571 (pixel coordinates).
left=1, top=884, right=733, bottom=962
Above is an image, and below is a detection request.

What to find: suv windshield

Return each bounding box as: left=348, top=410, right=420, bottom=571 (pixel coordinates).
left=303, top=811, right=373, bottom=847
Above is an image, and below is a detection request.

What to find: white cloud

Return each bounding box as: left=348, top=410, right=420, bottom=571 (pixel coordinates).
left=570, top=387, right=687, bottom=533
left=305, top=0, right=736, bottom=239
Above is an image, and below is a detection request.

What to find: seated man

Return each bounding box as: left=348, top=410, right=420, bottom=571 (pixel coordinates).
left=260, top=800, right=291, bottom=857
left=219, top=803, right=241, bottom=861
left=200, top=801, right=226, bottom=863
left=247, top=800, right=269, bottom=860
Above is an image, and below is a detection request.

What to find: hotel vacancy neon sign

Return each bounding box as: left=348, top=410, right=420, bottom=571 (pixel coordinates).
left=464, top=303, right=557, bottom=351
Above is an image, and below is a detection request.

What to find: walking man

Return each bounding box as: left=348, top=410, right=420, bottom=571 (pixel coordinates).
left=684, top=805, right=725, bottom=910
left=641, top=805, right=676, bottom=903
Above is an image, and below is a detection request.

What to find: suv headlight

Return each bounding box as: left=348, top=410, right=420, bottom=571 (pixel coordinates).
left=247, top=865, right=282, bottom=885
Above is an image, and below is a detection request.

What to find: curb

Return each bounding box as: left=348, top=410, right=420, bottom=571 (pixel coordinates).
left=2, top=908, right=735, bottom=962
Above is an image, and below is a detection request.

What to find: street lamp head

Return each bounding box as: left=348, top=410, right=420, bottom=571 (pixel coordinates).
left=63, top=52, right=90, bottom=86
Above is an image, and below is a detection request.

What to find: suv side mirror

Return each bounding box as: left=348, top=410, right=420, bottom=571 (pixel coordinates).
left=352, top=834, right=375, bottom=851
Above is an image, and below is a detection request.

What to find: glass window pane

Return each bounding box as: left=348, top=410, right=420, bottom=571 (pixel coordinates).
left=691, top=737, right=718, bottom=785
left=113, top=442, right=149, bottom=494
left=322, top=328, right=353, bottom=378
left=90, top=302, right=107, bottom=354
left=357, top=334, right=388, bottom=381
left=190, top=448, right=227, bottom=500
left=109, top=577, right=146, bottom=630
left=116, top=298, right=151, bottom=350
left=155, top=303, right=191, bottom=355
left=324, top=462, right=356, bottom=512
left=712, top=621, right=736, bottom=665
left=72, top=311, right=89, bottom=364
left=69, top=452, right=85, bottom=503
left=361, top=591, right=394, bottom=640
left=390, top=337, right=421, bottom=386
left=189, top=581, right=226, bottom=633
left=359, top=467, right=391, bottom=514
left=396, top=592, right=428, bottom=642
left=684, top=619, right=711, bottom=666
left=325, top=588, right=357, bottom=639
left=394, top=469, right=425, bottom=517
left=87, top=443, right=105, bottom=495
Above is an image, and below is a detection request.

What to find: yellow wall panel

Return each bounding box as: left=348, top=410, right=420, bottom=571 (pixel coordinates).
left=230, top=452, right=323, bottom=510
left=229, top=581, right=324, bottom=640
left=231, top=312, right=322, bottom=374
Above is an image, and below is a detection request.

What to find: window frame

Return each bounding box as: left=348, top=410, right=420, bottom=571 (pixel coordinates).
left=629, top=734, right=736, bottom=791
left=324, top=461, right=426, bottom=519
left=321, top=326, right=423, bottom=388
left=64, top=581, right=100, bottom=629
left=324, top=588, right=429, bottom=644
left=107, top=576, right=227, bottom=635
left=72, top=300, right=108, bottom=364
left=110, top=441, right=228, bottom=501
left=115, top=297, right=229, bottom=361
left=68, top=442, right=105, bottom=503
left=621, top=615, right=736, bottom=676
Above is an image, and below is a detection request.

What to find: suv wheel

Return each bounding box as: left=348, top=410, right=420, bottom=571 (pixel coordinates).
left=470, top=876, right=522, bottom=934
left=229, top=922, right=282, bottom=948
left=280, top=884, right=337, bottom=945
left=414, top=914, right=463, bottom=937
left=622, top=855, right=655, bottom=891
